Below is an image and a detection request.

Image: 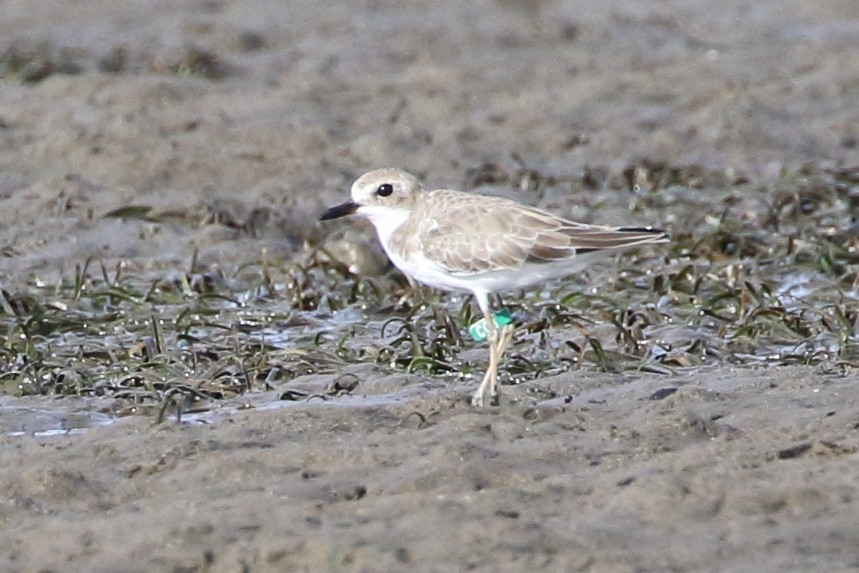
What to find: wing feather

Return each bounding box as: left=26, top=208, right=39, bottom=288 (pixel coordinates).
left=408, top=190, right=667, bottom=274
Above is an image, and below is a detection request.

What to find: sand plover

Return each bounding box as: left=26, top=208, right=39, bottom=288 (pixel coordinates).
left=321, top=168, right=668, bottom=406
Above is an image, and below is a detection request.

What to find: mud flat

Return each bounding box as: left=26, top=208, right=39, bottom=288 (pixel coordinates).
left=1, top=1, right=858, bottom=571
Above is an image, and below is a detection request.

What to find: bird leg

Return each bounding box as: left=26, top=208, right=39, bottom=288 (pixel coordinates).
left=490, top=292, right=505, bottom=311
left=471, top=311, right=515, bottom=407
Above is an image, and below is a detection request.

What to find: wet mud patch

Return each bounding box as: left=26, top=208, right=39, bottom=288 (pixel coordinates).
left=1, top=163, right=855, bottom=423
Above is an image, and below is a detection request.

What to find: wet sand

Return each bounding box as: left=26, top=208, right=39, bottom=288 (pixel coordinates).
left=3, top=366, right=859, bottom=572
left=1, top=1, right=858, bottom=571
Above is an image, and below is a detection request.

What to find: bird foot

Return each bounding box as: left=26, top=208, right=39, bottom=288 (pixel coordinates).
left=470, top=392, right=484, bottom=408
left=470, top=323, right=514, bottom=407
left=470, top=388, right=498, bottom=408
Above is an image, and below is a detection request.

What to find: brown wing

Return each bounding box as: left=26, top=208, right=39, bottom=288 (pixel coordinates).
left=415, top=190, right=667, bottom=274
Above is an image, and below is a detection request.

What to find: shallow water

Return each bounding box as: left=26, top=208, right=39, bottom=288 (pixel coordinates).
left=1, top=396, right=115, bottom=437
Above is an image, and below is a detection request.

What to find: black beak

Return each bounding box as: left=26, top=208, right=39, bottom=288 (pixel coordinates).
left=320, top=201, right=359, bottom=221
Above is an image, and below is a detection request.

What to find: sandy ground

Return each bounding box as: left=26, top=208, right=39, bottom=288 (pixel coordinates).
left=2, top=367, right=859, bottom=572
left=1, top=0, right=859, bottom=571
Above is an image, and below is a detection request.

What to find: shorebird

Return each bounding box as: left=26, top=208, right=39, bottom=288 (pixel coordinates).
left=320, top=168, right=668, bottom=406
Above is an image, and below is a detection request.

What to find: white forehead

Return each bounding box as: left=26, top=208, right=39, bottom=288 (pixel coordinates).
left=350, top=168, right=421, bottom=202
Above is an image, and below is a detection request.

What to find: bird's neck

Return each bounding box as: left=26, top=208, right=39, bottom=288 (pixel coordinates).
left=360, top=206, right=412, bottom=245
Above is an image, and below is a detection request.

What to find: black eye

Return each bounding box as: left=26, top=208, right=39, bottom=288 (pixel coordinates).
left=376, top=183, right=394, bottom=197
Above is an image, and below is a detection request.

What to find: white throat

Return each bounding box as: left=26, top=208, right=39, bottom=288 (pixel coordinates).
left=358, top=205, right=411, bottom=245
